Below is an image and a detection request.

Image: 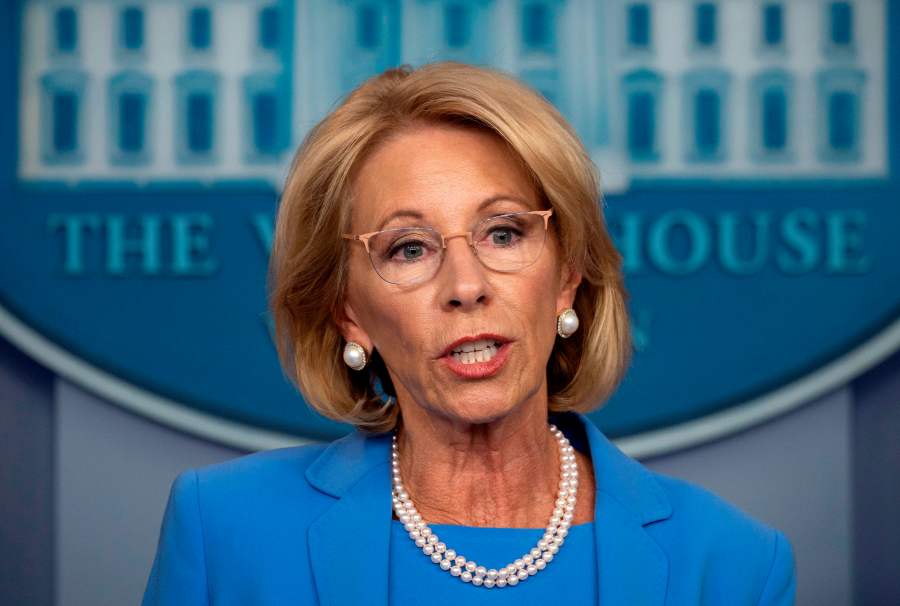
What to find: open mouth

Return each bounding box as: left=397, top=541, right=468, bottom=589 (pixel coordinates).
left=449, top=339, right=503, bottom=365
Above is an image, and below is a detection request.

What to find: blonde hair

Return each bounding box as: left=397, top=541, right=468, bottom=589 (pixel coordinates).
left=269, top=61, right=633, bottom=433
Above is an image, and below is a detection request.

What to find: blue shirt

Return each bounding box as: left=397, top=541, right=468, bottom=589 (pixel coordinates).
left=142, top=411, right=796, bottom=605
left=389, top=520, right=597, bottom=604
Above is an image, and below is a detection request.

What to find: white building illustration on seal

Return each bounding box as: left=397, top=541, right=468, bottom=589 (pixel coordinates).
left=18, top=0, right=887, bottom=192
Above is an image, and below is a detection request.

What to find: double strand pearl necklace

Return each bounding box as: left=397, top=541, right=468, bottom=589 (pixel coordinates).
left=390, top=424, right=579, bottom=589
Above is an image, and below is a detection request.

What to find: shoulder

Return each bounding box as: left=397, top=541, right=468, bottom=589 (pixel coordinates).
left=572, top=410, right=795, bottom=603
left=651, top=470, right=771, bottom=543
left=559, top=412, right=795, bottom=603
left=191, top=440, right=330, bottom=492
left=165, top=440, right=337, bottom=534
left=145, top=427, right=396, bottom=601
left=167, top=425, right=393, bottom=525
left=647, top=471, right=797, bottom=604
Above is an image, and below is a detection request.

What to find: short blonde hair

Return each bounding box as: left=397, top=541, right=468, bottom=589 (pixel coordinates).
left=269, top=61, right=633, bottom=433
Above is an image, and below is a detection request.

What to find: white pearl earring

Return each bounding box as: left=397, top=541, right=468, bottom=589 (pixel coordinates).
left=557, top=308, right=579, bottom=338
left=343, top=341, right=367, bottom=370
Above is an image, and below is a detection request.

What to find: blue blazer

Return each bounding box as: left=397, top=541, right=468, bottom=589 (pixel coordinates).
left=142, top=411, right=796, bottom=605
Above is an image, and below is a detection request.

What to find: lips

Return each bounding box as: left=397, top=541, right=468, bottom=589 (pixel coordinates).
left=440, top=339, right=512, bottom=379
left=438, top=333, right=511, bottom=359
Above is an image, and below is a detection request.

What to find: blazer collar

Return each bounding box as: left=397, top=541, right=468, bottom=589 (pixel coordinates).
left=305, top=412, right=671, bottom=605
left=305, top=424, right=392, bottom=499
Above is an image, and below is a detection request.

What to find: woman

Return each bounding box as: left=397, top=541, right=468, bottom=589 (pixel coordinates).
left=142, top=62, right=796, bottom=605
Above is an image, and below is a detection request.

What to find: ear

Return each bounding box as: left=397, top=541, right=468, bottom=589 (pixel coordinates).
left=333, top=297, right=374, bottom=353
left=556, top=261, right=582, bottom=314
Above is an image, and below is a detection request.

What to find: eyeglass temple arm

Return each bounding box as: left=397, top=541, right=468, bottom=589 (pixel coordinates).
left=537, top=209, right=553, bottom=229
left=342, top=233, right=372, bottom=254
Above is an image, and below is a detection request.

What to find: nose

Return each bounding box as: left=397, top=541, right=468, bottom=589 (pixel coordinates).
left=437, top=236, right=490, bottom=310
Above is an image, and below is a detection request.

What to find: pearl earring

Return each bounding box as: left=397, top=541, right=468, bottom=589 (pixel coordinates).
left=557, top=308, right=579, bottom=338
left=343, top=341, right=368, bottom=370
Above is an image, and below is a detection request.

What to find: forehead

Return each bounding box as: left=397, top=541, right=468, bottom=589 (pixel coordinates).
left=350, top=124, right=538, bottom=231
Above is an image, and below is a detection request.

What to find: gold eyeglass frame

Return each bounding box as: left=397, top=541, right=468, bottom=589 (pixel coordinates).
left=342, top=209, right=554, bottom=284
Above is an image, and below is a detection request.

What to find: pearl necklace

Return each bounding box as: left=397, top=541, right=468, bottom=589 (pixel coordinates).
left=390, top=424, right=578, bottom=589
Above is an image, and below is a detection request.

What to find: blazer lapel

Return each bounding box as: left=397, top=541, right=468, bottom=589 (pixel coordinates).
left=593, top=492, right=669, bottom=605
left=566, top=413, right=672, bottom=606
left=305, top=430, right=393, bottom=606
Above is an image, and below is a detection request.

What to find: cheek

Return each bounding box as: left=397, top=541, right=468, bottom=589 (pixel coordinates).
left=362, top=297, right=405, bottom=344
left=492, top=273, right=558, bottom=341
left=354, top=289, right=430, bottom=357
left=519, top=262, right=564, bottom=349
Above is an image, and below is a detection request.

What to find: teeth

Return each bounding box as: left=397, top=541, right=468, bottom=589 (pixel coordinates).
left=452, top=339, right=500, bottom=355
left=451, top=344, right=499, bottom=365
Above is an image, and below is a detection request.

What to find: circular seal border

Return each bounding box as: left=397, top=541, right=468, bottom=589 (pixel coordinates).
left=1, top=302, right=898, bottom=458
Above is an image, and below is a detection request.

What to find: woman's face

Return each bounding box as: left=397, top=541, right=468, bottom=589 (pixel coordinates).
left=341, top=124, right=581, bottom=426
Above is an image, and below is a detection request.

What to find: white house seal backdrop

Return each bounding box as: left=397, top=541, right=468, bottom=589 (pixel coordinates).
left=2, top=0, right=898, bottom=455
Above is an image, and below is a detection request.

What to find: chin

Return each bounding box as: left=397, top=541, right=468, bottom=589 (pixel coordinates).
left=444, top=400, right=517, bottom=426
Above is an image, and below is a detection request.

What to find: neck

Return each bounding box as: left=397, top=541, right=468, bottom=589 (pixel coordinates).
left=393, top=394, right=569, bottom=528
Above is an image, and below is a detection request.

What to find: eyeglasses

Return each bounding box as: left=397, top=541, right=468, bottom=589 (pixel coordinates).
left=342, top=209, right=553, bottom=286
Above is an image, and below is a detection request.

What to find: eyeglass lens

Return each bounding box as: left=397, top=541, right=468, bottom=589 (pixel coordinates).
left=366, top=212, right=549, bottom=285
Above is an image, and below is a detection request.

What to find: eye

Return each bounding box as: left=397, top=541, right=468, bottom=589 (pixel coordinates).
left=490, top=228, right=514, bottom=245
left=388, top=239, right=430, bottom=262
left=485, top=225, right=523, bottom=247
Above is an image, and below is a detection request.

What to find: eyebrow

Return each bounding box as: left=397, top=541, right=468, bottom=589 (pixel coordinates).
left=375, top=194, right=534, bottom=232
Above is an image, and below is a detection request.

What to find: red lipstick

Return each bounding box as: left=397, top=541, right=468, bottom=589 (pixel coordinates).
left=438, top=333, right=510, bottom=358
left=438, top=334, right=512, bottom=379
